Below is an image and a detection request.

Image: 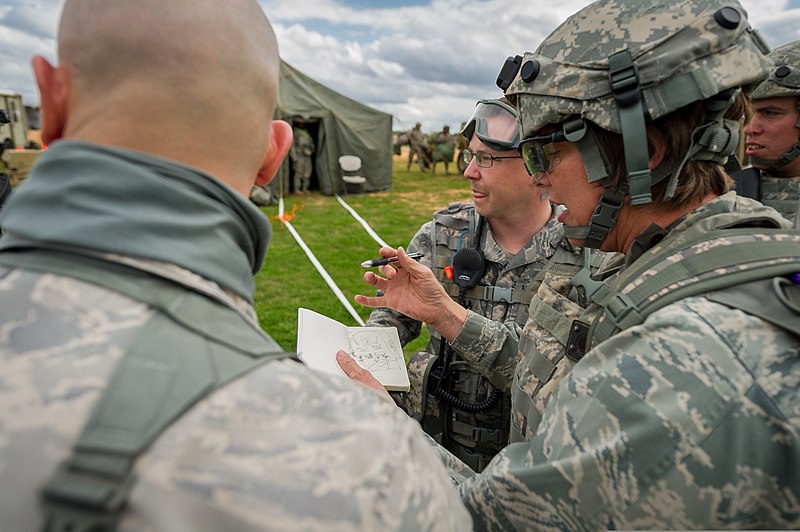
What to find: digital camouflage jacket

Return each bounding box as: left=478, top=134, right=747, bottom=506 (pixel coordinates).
left=366, top=201, right=563, bottom=471
left=0, top=141, right=471, bottom=532
left=761, top=173, right=800, bottom=228
left=455, top=192, right=800, bottom=530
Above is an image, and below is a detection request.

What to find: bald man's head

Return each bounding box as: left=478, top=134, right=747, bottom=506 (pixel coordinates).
left=48, top=0, right=284, bottom=188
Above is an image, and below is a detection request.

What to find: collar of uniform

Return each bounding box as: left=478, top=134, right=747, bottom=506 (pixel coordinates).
left=624, top=191, right=792, bottom=267
left=0, top=140, right=270, bottom=302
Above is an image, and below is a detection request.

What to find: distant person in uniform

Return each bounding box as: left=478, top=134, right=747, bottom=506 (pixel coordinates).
left=249, top=184, right=273, bottom=206
left=290, top=123, right=315, bottom=194
left=0, top=0, right=472, bottom=530
left=0, top=171, right=9, bottom=222
left=429, top=125, right=456, bottom=175
left=0, top=134, right=11, bottom=215
left=738, top=40, right=800, bottom=227
left=406, top=121, right=429, bottom=171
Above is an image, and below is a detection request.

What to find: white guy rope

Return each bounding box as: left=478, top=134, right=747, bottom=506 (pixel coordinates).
left=277, top=197, right=365, bottom=326
left=335, top=194, right=390, bottom=249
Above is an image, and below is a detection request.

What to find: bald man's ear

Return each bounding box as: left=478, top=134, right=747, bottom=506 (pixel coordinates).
left=32, top=55, right=70, bottom=146
left=255, top=120, right=293, bottom=186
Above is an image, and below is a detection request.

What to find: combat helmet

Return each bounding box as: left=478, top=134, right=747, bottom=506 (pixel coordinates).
left=748, top=40, right=800, bottom=169
left=496, top=0, right=772, bottom=248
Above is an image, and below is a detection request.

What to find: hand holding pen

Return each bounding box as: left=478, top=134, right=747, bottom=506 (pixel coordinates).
left=354, top=247, right=466, bottom=336
left=361, top=251, right=424, bottom=268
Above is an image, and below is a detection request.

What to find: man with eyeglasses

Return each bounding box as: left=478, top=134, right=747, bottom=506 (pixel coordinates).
left=365, top=97, right=565, bottom=472
left=342, top=0, right=800, bottom=529
left=363, top=99, right=618, bottom=473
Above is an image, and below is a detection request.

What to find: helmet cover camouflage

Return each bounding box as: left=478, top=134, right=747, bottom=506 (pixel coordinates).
left=505, top=0, right=772, bottom=138
left=750, top=40, right=800, bottom=101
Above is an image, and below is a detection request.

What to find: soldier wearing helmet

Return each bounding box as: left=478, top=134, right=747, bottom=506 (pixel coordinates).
left=739, top=40, right=800, bottom=227
left=342, top=0, right=800, bottom=529
left=366, top=97, right=562, bottom=472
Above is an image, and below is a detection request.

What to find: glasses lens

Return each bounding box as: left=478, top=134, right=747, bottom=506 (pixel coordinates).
left=462, top=149, right=473, bottom=164
left=460, top=100, right=521, bottom=151
left=476, top=152, right=493, bottom=167
left=521, top=141, right=548, bottom=177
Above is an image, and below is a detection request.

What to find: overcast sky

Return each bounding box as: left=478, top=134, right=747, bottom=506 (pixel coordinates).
left=2, top=0, right=800, bottom=133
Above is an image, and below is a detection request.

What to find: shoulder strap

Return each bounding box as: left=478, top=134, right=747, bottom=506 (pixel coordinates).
left=0, top=248, right=295, bottom=531
left=584, top=228, right=800, bottom=348
left=706, top=277, right=800, bottom=336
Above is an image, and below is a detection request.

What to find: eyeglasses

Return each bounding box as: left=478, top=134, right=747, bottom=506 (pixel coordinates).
left=462, top=148, right=522, bottom=169
left=519, top=130, right=567, bottom=182
left=459, top=99, right=522, bottom=151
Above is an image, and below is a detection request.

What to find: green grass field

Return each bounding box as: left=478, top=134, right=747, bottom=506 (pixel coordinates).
left=253, top=156, right=471, bottom=357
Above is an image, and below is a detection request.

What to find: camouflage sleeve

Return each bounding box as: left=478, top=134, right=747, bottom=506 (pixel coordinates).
left=449, top=311, right=522, bottom=391
left=457, top=298, right=800, bottom=530
left=364, top=221, right=434, bottom=346
left=420, top=432, right=479, bottom=486
left=127, top=359, right=474, bottom=531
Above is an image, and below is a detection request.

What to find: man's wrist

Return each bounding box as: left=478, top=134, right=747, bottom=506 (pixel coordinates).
left=429, top=298, right=468, bottom=342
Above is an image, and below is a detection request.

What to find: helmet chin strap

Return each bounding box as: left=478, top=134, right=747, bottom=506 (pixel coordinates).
left=560, top=119, right=625, bottom=249
left=562, top=189, right=626, bottom=248
left=561, top=50, right=651, bottom=250
left=564, top=87, right=741, bottom=249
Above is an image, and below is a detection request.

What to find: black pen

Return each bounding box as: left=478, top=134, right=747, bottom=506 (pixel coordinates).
left=361, top=252, right=424, bottom=268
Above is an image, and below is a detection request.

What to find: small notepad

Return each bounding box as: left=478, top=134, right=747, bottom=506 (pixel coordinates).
left=296, top=308, right=410, bottom=392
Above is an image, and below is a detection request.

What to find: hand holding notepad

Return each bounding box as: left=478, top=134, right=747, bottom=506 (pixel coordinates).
left=296, top=308, right=410, bottom=392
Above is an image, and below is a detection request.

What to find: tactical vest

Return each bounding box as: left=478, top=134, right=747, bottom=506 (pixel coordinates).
left=511, top=217, right=800, bottom=446
left=511, top=248, right=620, bottom=442
left=574, top=224, right=800, bottom=352
left=0, top=243, right=294, bottom=532
left=430, top=202, right=535, bottom=329
left=733, top=167, right=800, bottom=228
left=761, top=175, right=800, bottom=229
left=422, top=202, right=543, bottom=471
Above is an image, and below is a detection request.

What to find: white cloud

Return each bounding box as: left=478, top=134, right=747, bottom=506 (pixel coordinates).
left=1, top=0, right=799, bottom=134
left=266, top=0, right=597, bottom=130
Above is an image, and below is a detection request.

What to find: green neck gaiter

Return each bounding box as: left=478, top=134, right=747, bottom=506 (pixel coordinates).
left=0, top=140, right=270, bottom=302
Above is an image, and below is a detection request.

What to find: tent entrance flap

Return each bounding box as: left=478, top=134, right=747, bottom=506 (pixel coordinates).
left=271, top=60, right=393, bottom=197
left=289, top=118, right=321, bottom=194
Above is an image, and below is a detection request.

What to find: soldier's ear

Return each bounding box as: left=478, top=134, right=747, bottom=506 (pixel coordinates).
left=32, top=55, right=70, bottom=146
left=646, top=125, right=667, bottom=170
left=256, top=120, right=293, bottom=186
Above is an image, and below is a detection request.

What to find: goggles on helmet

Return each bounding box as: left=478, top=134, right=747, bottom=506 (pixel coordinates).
left=519, top=130, right=566, bottom=181
left=459, top=99, right=521, bottom=151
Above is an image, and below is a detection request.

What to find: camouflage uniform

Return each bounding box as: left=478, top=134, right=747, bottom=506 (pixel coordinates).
left=757, top=172, right=800, bottom=228
left=290, top=126, right=314, bottom=193
left=406, top=123, right=428, bottom=171
left=441, top=0, right=800, bottom=529
left=449, top=248, right=621, bottom=443
left=366, top=201, right=564, bottom=471
left=0, top=141, right=472, bottom=531
left=428, top=127, right=455, bottom=175
left=249, top=184, right=273, bottom=207
left=456, top=193, right=800, bottom=530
